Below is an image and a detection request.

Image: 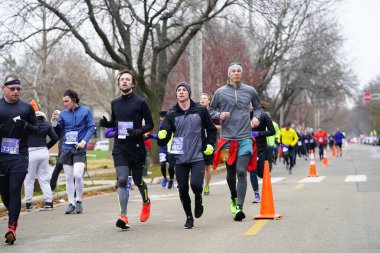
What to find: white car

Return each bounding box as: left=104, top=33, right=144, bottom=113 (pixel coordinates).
left=94, top=140, right=109, bottom=151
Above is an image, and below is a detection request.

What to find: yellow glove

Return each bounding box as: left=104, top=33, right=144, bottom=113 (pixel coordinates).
left=203, top=144, right=214, bottom=155
left=158, top=130, right=167, bottom=139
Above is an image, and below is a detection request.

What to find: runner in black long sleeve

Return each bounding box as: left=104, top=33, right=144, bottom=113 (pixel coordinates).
left=0, top=74, right=39, bottom=244
left=99, top=70, right=154, bottom=230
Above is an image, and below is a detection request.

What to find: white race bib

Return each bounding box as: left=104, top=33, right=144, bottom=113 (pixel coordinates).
left=170, top=137, right=184, bottom=154
left=118, top=121, right=133, bottom=139
left=1, top=138, right=20, bottom=154
left=65, top=131, right=79, bottom=144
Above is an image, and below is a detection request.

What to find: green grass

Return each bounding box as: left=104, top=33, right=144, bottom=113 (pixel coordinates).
left=87, top=150, right=110, bottom=159
left=85, top=164, right=162, bottom=181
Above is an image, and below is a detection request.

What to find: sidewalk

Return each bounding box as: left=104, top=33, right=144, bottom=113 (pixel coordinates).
left=0, top=166, right=226, bottom=211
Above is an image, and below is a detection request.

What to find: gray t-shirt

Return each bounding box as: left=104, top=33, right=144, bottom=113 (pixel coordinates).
left=210, top=82, right=261, bottom=140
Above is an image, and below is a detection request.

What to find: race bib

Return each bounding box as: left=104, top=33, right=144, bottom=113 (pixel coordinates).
left=65, top=131, right=79, bottom=144
left=118, top=121, right=133, bottom=139
left=170, top=137, right=184, bottom=154
left=304, top=139, right=309, bottom=144
left=318, top=137, right=323, bottom=143
left=282, top=146, right=289, bottom=152
left=310, top=139, right=314, bottom=143
left=1, top=138, right=20, bottom=154
left=298, top=141, right=302, bottom=146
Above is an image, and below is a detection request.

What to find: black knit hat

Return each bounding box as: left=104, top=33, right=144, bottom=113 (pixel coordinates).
left=175, top=81, right=191, bottom=98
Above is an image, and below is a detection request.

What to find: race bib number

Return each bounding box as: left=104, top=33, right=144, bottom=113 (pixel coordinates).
left=170, top=137, right=184, bottom=154
left=310, top=139, right=314, bottom=143
left=298, top=141, right=302, bottom=146
left=282, top=146, right=289, bottom=152
left=1, top=138, right=20, bottom=154
left=318, top=137, right=323, bottom=143
left=65, top=131, right=79, bottom=144
left=118, top=122, right=133, bottom=139
left=304, top=139, right=309, bottom=144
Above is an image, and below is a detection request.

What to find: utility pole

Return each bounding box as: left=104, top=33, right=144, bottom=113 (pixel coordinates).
left=190, top=3, right=203, bottom=99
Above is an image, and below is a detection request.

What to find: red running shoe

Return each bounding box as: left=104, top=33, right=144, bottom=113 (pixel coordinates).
left=140, top=199, right=151, bottom=222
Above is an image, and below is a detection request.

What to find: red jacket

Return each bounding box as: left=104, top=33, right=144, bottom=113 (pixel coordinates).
left=213, top=137, right=258, bottom=172
left=314, top=130, right=328, bottom=145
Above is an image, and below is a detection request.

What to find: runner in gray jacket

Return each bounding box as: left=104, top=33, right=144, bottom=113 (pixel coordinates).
left=210, top=62, right=261, bottom=221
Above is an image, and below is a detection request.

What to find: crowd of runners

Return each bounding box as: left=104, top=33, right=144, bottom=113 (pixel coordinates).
left=0, top=63, right=347, bottom=244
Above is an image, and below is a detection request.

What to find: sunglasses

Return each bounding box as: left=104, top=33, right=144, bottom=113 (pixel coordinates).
left=6, top=86, right=22, bottom=92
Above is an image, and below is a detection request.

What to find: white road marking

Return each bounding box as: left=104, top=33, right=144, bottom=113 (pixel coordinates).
left=345, top=175, right=367, bottom=182
left=298, top=176, right=326, bottom=183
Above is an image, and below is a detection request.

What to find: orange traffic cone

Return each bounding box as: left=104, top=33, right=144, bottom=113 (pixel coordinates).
left=322, top=147, right=330, bottom=167
left=331, top=144, right=336, bottom=157
left=308, top=150, right=319, bottom=177
left=253, top=160, right=283, bottom=220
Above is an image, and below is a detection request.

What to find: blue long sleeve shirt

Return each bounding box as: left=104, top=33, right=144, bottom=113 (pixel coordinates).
left=55, top=105, right=95, bottom=150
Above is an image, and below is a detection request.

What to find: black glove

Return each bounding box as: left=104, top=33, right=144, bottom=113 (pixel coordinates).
left=99, top=116, right=109, bottom=128
left=144, top=133, right=154, bottom=139
left=15, top=119, right=30, bottom=130
left=127, top=128, right=142, bottom=137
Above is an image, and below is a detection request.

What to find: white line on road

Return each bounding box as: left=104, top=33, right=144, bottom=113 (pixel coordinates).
left=298, top=176, right=326, bottom=183
left=345, top=175, right=367, bottom=182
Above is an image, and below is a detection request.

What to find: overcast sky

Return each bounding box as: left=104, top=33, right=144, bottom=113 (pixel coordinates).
left=337, top=0, right=380, bottom=87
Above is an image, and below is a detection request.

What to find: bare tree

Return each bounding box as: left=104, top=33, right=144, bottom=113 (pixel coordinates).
left=0, top=1, right=236, bottom=118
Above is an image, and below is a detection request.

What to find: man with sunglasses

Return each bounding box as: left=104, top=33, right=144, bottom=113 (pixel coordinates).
left=210, top=62, right=262, bottom=221
left=0, top=74, right=39, bottom=244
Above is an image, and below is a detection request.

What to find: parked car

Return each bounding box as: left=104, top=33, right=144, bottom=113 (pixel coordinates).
left=94, top=140, right=109, bottom=151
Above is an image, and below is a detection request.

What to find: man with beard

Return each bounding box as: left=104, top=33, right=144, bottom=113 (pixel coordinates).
left=99, top=70, right=154, bottom=230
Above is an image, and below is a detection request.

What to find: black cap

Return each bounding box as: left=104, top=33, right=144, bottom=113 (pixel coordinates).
left=175, top=81, right=191, bottom=98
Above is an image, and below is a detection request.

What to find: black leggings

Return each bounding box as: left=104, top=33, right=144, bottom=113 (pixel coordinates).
left=161, top=161, right=175, bottom=179
left=0, top=159, right=28, bottom=226
left=175, top=160, right=204, bottom=217
left=50, top=162, right=63, bottom=191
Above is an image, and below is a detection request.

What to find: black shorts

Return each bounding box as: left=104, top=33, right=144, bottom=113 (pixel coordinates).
left=59, top=149, right=86, bottom=165
left=112, top=142, right=146, bottom=169
left=0, top=155, right=29, bottom=175
left=204, top=154, right=214, bottom=166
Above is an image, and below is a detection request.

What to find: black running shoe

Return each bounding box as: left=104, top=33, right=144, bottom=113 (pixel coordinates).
left=116, top=214, right=130, bottom=230
left=184, top=217, right=194, bottom=229
left=5, top=226, right=16, bottom=245
left=194, top=200, right=204, bottom=218
left=26, top=203, right=34, bottom=212
left=40, top=202, right=53, bottom=211
left=234, top=206, right=246, bottom=221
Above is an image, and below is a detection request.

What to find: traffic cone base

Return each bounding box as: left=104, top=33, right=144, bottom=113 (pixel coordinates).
left=253, top=213, right=283, bottom=220
left=252, top=160, right=282, bottom=220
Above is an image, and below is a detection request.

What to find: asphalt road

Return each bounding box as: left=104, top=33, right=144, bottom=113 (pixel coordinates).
left=1, top=144, right=380, bottom=253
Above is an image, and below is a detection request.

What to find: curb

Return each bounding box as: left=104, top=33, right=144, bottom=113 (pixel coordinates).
left=0, top=166, right=226, bottom=211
